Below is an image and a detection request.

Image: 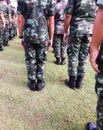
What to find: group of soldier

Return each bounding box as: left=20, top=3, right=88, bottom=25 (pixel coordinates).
left=0, top=0, right=17, bottom=51
left=0, top=0, right=101, bottom=129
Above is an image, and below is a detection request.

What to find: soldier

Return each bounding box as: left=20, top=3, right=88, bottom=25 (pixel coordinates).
left=17, top=0, right=55, bottom=91
left=86, top=0, right=103, bottom=130
left=63, top=0, right=96, bottom=89
left=0, top=0, right=11, bottom=46
left=53, top=0, right=68, bottom=65
left=6, top=1, right=17, bottom=40
left=0, top=8, right=5, bottom=51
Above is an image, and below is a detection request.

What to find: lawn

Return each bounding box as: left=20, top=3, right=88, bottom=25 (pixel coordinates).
left=0, top=37, right=96, bottom=130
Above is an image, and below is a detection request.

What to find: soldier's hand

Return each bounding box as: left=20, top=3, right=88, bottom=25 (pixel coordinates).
left=90, top=47, right=100, bottom=73
left=2, top=23, right=5, bottom=30
left=19, top=38, right=24, bottom=49
left=47, top=40, right=52, bottom=51
left=63, top=33, right=68, bottom=44
left=9, top=22, right=12, bottom=28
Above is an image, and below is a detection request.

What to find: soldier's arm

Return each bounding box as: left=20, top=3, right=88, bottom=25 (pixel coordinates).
left=17, top=0, right=25, bottom=38
left=90, top=8, right=103, bottom=73
left=47, top=16, right=54, bottom=50
left=0, top=13, right=5, bottom=29
left=63, top=14, right=72, bottom=42
left=18, top=14, right=25, bottom=38
left=64, top=14, right=72, bottom=34
left=91, top=8, right=103, bottom=49
left=63, top=0, right=74, bottom=42
left=48, top=16, right=54, bottom=41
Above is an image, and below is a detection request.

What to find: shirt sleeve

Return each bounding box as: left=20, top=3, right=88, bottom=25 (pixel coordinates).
left=48, top=0, right=55, bottom=17
left=17, top=0, right=25, bottom=16
left=64, top=0, right=74, bottom=15
left=97, top=0, right=103, bottom=7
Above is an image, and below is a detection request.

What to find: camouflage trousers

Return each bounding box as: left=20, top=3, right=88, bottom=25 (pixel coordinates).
left=13, top=27, right=17, bottom=37
left=95, top=43, right=103, bottom=130
left=3, top=24, right=9, bottom=43
left=24, top=41, right=47, bottom=82
left=9, top=26, right=17, bottom=38
left=9, top=27, right=14, bottom=39
left=67, top=34, right=91, bottom=76
left=0, top=29, right=4, bottom=47
left=53, top=34, right=67, bottom=58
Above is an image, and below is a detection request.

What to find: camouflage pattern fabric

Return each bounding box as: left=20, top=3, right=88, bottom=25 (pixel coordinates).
left=0, top=1, right=11, bottom=44
left=9, top=6, right=16, bottom=39
left=3, top=23, right=9, bottom=44
left=54, top=0, right=68, bottom=34
left=53, top=34, right=67, bottom=58
left=0, top=28, right=4, bottom=47
left=24, top=42, right=47, bottom=82
left=90, top=0, right=103, bottom=129
left=64, top=0, right=96, bottom=77
left=17, top=0, right=55, bottom=44
left=64, top=0, right=96, bottom=36
left=67, top=34, right=91, bottom=76
left=0, top=1, right=9, bottom=47
left=53, top=0, right=67, bottom=59
left=17, top=0, right=55, bottom=82
left=95, top=43, right=103, bottom=130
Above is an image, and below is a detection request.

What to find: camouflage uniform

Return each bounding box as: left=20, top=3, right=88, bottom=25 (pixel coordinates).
left=64, top=0, right=96, bottom=76
left=96, top=44, right=103, bottom=130
left=53, top=0, right=68, bottom=65
left=17, top=0, right=55, bottom=83
left=94, top=0, right=103, bottom=128
left=9, top=5, right=15, bottom=39
left=1, top=1, right=11, bottom=46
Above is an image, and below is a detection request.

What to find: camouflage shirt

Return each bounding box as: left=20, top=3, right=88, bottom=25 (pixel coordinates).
left=17, top=0, right=55, bottom=44
left=65, top=0, right=96, bottom=35
left=0, top=1, right=10, bottom=26
left=54, top=0, right=68, bottom=34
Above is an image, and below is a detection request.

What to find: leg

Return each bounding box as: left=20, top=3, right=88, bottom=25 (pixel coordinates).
left=76, top=35, right=91, bottom=89
left=61, top=35, right=67, bottom=65
left=65, top=35, right=82, bottom=89
left=3, top=24, right=9, bottom=46
left=86, top=43, right=103, bottom=130
left=53, top=35, right=61, bottom=65
left=0, top=30, right=4, bottom=51
left=36, top=43, right=47, bottom=91
left=24, top=42, right=37, bottom=91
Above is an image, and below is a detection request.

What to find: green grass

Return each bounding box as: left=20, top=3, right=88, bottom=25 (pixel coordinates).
left=0, top=37, right=97, bottom=130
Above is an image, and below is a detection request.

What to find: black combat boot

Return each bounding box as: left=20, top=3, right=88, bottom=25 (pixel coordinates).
left=85, top=122, right=96, bottom=130
left=3, top=41, right=9, bottom=46
left=0, top=46, right=3, bottom=51
left=76, top=75, right=84, bottom=89
left=65, top=76, right=77, bottom=89
left=36, top=80, right=45, bottom=91
left=61, top=57, right=66, bottom=65
left=27, top=80, right=36, bottom=91
left=55, top=57, right=60, bottom=65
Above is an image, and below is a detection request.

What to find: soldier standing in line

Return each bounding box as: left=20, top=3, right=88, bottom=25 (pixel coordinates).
left=0, top=7, right=5, bottom=51
left=63, top=0, right=96, bottom=89
left=6, top=0, right=14, bottom=40
left=6, top=1, right=17, bottom=40
left=17, top=0, right=55, bottom=91
left=85, top=0, right=103, bottom=129
left=2, top=0, right=11, bottom=46
left=53, top=0, right=68, bottom=65
left=11, top=6, right=17, bottom=38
